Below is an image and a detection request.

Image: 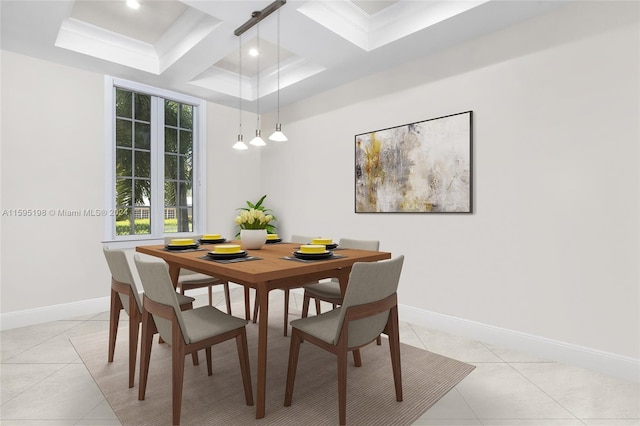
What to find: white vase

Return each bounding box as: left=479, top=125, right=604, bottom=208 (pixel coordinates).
left=240, top=229, right=267, bottom=250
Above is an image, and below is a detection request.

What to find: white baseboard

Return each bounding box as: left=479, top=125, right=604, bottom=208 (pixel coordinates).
left=3, top=292, right=638, bottom=383
left=1, top=296, right=112, bottom=330
left=399, top=304, right=640, bottom=383
left=0, top=287, right=212, bottom=331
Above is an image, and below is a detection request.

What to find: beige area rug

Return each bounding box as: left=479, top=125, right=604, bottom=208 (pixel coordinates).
left=72, top=322, right=475, bottom=425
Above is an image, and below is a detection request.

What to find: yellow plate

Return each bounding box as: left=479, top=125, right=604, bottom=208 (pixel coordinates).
left=266, top=234, right=279, bottom=240
left=299, top=244, right=326, bottom=254
left=170, top=238, right=195, bottom=246
left=202, top=234, right=222, bottom=240
left=213, top=244, right=242, bottom=254
left=311, top=238, right=333, bottom=245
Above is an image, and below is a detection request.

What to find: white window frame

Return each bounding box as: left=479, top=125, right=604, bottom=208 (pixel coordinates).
left=103, top=76, right=207, bottom=245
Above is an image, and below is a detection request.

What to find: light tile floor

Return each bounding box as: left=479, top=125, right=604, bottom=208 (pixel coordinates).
left=1, top=288, right=638, bottom=426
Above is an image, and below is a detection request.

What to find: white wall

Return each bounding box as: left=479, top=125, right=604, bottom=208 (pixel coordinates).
left=260, top=1, right=639, bottom=359
left=1, top=51, right=108, bottom=312
left=0, top=51, right=261, bottom=315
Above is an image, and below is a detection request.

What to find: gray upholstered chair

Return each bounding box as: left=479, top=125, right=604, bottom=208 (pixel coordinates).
left=164, top=236, right=232, bottom=312
left=134, top=255, right=254, bottom=426
left=301, top=238, right=380, bottom=317
left=284, top=256, right=404, bottom=425
left=103, top=246, right=197, bottom=388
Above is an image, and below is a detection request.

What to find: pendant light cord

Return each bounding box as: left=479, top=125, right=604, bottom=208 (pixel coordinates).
left=238, top=35, right=242, bottom=136
left=256, top=22, right=260, bottom=132
left=276, top=9, right=281, bottom=124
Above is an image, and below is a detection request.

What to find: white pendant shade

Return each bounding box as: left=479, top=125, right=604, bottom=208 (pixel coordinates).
left=269, top=123, right=287, bottom=142
left=250, top=130, right=266, bottom=146
left=233, top=135, right=248, bottom=150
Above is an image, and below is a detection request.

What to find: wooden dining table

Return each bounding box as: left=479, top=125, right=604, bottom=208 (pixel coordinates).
left=136, top=241, right=391, bottom=419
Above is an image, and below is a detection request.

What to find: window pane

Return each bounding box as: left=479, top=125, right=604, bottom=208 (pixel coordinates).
left=165, top=127, right=177, bottom=153
left=134, top=93, right=151, bottom=122
left=164, top=214, right=177, bottom=233
left=165, top=154, right=177, bottom=180
left=179, top=130, right=192, bottom=155
left=176, top=207, right=192, bottom=232
left=178, top=182, right=191, bottom=207
left=115, top=88, right=132, bottom=118
left=135, top=122, right=150, bottom=150
left=135, top=220, right=151, bottom=235
left=134, top=150, right=150, bottom=178
left=180, top=104, right=193, bottom=129
left=116, top=119, right=132, bottom=147
left=164, top=181, right=177, bottom=207
left=165, top=100, right=178, bottom=127
left=115, top=208, right=134, bottom=236
left=116, top=148, right=132, bottom=177
left=179, top=156, right=192, bottom=181
left=133, top=179, right=151, bottom=206
left=115, top=177, right=132, bottom=208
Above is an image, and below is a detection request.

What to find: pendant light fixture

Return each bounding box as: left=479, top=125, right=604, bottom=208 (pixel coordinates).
left=249, top=21, right=266, bottom=147
left=269, top=8, right=287, bottom=142
left=235, top=1, right=286, bottom=148
left=233, top=35, right=248, bottom=150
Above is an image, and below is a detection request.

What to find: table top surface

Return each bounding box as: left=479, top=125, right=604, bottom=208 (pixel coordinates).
left=136, top=241, right=391, bottom=287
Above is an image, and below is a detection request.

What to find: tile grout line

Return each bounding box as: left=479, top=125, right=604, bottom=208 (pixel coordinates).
left=504, top=361, right=587, bottom=425
left=1, top=318, right=96, bottom=422
left=69, top=317, right=122, bottom=425
left=408, top=323, right=484, bottom=425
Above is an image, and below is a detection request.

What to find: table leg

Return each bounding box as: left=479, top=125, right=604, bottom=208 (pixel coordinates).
left=244, top=287, right=251, bottom=321
left=336, top=267, right=352, bottom=296
left=167, top=263, right=181, bottom=289
left=256, top=285, right=269, bottom=419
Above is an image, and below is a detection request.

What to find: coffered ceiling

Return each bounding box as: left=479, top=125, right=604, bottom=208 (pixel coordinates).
left=1, top=0, right=569, bottom=113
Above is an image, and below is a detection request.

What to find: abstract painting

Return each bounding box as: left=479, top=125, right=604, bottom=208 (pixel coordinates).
left=355, top=111, right=472, bottom=213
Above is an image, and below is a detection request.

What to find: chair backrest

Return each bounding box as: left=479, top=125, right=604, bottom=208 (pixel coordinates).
left=103, top=247, right=142, bottom=315
left=290, top=234, right=314, bottom=244
left=334, top=255, right=404, bottom=348
left=338, top=238, right=380, bottom=251
left=163, top=236, right=202, bottom=276
left=133, top=255, right=189, bottom=344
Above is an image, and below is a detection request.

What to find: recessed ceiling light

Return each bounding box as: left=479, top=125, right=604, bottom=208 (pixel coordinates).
left=126, top=0, right=140, bottom=10
left=249, top=48, right=260, bottom=57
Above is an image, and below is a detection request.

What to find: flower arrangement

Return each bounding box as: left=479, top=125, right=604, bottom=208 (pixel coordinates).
left=235, top=209, right=274, bottom=230
left=235, top=195, right=277, bottom=236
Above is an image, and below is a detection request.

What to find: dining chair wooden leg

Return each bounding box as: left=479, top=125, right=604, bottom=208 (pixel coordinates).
left=205, top=347, right=213, bottom=376
left=284, top=330, right=302, bottom=407
left=108, top=288, right=122, bottom=363
left=207, top=285, right=213, bottom=306
left=388, top=306, right=403, bottom=402
left=352, top=349, right=362, bottom=367
left=376, top=335, right=382, bottom=345
left=223, top=282, right=232, bottom=314
left=337, top=344, right=348, bottom=425
left=283, top=289, right=290, bottom=336
left=301, top=293, right=310, bottom=318
left=236, top=328, right=254, bottom=406
left=138, top=310, right=155, bottom=401
left=316, top=300, right=322, bottom=314
left=171, top=335, right=186, bottom=426
left=128, top=307, right=140, bottom=388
